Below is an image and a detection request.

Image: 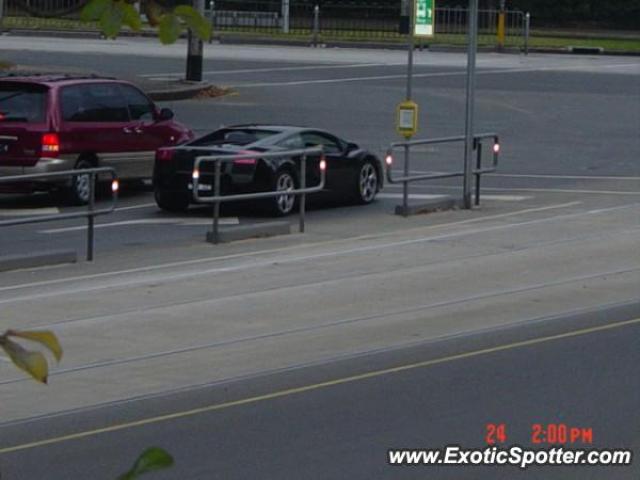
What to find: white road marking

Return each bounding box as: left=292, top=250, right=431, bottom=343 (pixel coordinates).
left=395, top=181, right=640, bottom=195
left=487, top=173, right=640, bottom=181
left=0, top=202, right=582, bottom=294
left=39, top=217, right=239, bottom=234
left=379, top=193, right=531, bottom=201
left=139, top=63, right=402, bottom=78
left=114, top=203, right=157, bottom=212
left=0, top=208, right=60, bottom=216
left=234, top=63, right=640, bottom=88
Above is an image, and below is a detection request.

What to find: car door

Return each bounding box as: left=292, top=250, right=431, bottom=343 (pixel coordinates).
left=118, top=84, right=170, bottom=178
left=59, top=83, right=135, bottom=177
left=300, top=131, right=351, bottom=193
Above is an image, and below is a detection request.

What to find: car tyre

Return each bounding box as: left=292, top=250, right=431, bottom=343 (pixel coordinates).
left=354, top=160, right=379, bottom=204
left=67, top=159, right=94, bottom=206
left=155, top=188, right=190, bottom=212
left=269, top=169, right=297, bottom=216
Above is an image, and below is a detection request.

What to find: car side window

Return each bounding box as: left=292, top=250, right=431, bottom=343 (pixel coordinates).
left=119, top=84, right=155, bottom=122
left=300, top=132, right=342, bottom=154
left=61, top=84, right=129, bottom=122
left=276, top=134, right=304, bottom=150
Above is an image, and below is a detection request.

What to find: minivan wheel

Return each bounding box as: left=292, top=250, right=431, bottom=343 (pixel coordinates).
left=154, top=188, right=190, bottom=212
left=269, top=169, right=297, bottom=216
left=67, top=159, right=94, bottom=205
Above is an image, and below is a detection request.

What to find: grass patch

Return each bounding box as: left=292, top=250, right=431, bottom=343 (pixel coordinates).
left=1, top=15, right=638, bottom=52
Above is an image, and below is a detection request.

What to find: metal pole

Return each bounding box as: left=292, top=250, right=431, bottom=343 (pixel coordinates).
left=312, top=5, right=319, bottom=47
left=282, top=0, right=290, bottom=33
left=186, top=0, right=205, bottom=81
left=212, top=159, right=221, bottom=244
left=463, top=0, right=478, bottom=209
left=299, top=155, right=306, bottom=233
left=524, top=12, right=530, bottom=55
left=87, top=172, right=95, bottom=261
left=209, top=0, right=215, bottom=44
left=474, top=139, right=482, bottom=205
left=0, top=0, right=5, bottom=33
left=402, top=0, right=415, bottom=217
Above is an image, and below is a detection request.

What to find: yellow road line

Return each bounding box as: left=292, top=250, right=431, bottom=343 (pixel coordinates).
left=1, top=316, right=639, bottom=455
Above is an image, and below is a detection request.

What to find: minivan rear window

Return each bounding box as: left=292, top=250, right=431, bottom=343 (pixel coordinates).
left=0, top=84, right=47, bottom=123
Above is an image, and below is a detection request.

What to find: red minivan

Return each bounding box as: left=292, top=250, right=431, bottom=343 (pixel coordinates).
left=0, top=74, right=193, bottom=204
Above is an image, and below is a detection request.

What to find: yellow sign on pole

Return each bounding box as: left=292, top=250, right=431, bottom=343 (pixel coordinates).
left=397, top=100, right=418, bottom=139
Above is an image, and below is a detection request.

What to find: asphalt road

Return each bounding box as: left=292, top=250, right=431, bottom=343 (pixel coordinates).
left=1, top=303, right=638, bottom=480
left=0, top=38, right=638, bottom=480
left=0, top=37, right=638, bottom=258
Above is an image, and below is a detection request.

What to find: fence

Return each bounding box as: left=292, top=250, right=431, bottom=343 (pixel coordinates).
left=0, top=0, right=529, bottom=49
left=385, top=133, right=499, bottom=215
left=0, top=167, right=119, bottom=260
left=190, top=146, right=326, bottom=244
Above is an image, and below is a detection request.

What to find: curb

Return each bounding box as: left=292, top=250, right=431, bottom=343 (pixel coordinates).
left=144, top=81, right=213, bottom=101
left=206, top=221, right=292, bottom=243
left=3, top=28, right=640, bottom=57
left=0, top=249, right=77, bottom=272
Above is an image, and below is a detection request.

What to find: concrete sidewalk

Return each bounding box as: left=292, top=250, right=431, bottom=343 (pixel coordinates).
left=0, top=192, right=638, bottom=424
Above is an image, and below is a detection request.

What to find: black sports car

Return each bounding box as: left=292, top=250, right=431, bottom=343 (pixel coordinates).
left=153, top=125, right=382, bottom=216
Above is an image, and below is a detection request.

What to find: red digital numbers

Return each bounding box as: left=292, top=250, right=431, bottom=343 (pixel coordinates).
left=485, top=423, right=508, bottom=445
left=531, top=423, right=593, bottom=445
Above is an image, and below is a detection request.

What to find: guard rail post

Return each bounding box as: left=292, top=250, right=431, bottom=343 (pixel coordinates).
left=300, top=153, right=307, bottom=233
left=212, top=158, right=222, bottom=244
left=0, top=167, right=119, bottom=261
left=474, top=138, right=482, bottom=206
left=87, top=171, right=96, bottom=261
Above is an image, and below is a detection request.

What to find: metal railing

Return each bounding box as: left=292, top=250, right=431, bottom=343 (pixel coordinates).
left=190, top=146, right=326, bottom=244
left=0, top=167, right=119, bottom=260
left=385, top=133, right=499, bottom=215
left=0, top=0, right=529, bottom=50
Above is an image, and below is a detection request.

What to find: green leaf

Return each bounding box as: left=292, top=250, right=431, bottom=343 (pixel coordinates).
left=8, top=330, right=63, bottom=362
left=118, top=1, right=142, bottom=31
left=80, top=0, right=111, bottom=22
left=174, top=5, right=211, bottom=41
left=100, top=2, right=124, bottom=39
left=1, top=338, right=49, bottom=384
left=158, top=13, right=182, bottom=45
left=118, top=447, right=174, bottom=479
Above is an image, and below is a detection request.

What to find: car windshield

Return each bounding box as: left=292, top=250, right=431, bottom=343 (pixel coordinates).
left=192, top=128, right=280, bottom=147
left=0, top=84, right=47, bottom=123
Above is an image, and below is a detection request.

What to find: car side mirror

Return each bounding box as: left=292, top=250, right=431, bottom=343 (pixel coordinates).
left=157, top=108, right=174, bottom=121
left=346, top=142, right=358, bottom=152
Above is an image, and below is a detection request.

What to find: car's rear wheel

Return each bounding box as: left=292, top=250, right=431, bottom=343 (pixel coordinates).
left=67, top=159, right=94, bottom=206
left=269, top=169, right=297, bottom=216
left=155, top=188, right=190, bottom=212
left=354, top=160, right=379, bottom=204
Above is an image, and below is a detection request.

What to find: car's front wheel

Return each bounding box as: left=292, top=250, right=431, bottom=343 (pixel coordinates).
left=155, top=188, right=190, bottom=212
left=354, top=160, right=379, bottom=204
left=269, top=169, right=297, bottom=216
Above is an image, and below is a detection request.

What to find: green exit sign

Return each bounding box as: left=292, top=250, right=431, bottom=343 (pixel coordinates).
left=414, top=0, right=434, bottom=37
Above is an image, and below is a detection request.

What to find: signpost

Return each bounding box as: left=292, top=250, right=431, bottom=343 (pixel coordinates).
left=414, top=0, right=434, bottom=37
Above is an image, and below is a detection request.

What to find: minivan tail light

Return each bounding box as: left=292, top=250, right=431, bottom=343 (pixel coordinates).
left=156, top=148, right=175, bottom=162
left=41, top=133, right=60, bottom=155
